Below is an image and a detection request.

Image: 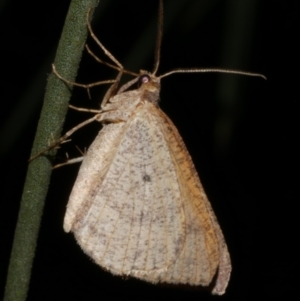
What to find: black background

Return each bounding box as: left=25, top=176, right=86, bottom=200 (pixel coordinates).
left=1, top=0, right=299, bottom=300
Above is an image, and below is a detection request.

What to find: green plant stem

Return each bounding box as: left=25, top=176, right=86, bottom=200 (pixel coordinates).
left=4, top=1, right=100, bottom=300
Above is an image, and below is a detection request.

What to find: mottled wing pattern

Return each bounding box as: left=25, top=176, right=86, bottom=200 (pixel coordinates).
left=65, top=101, right=186, bottom=275
left=63, top=122, right=126, bottom=233
left=63, top=90, right=143, bottom=233
left=64, top=94, right=230, bottom=293
left=139, top=107, right=231, bottom=293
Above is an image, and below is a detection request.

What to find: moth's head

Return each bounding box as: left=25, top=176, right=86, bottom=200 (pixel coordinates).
left=138, top=70, right=161, bottom=106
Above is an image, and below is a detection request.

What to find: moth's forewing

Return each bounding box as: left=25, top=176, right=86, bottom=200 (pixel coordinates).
left=65, top=82, right=186, bottom=273
left=64, top=76, right=231, bottom=294
left=64, top=90, right=144, bottom=232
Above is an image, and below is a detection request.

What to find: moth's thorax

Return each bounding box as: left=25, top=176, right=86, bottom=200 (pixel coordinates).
left=97, top=73, right=161, bottom=124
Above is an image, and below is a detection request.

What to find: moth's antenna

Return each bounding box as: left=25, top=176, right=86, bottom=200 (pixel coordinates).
left=159, top=68, right=267, bottom=80
left=152, top=0, right=163, bottom=75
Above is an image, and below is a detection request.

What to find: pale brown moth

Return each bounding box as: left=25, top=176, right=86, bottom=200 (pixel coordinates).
left=31, top=0, right=265, bottom=295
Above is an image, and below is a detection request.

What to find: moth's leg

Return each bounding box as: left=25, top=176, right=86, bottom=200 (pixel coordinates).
left=117, top=76, right=139, bottom=94
left=53, top=156, right=84, bottom=169
left=30, top=64, right=112, bottom=162
left=29, top=114, right=99, bottom=162
left=85, top=45, right=138, bottom=77
left=69, top=105, right=101, bottom=114
left=53, top=145, right=87, bottom=169
left=101, top=70, right=123, bottom=108
left=86, top=7, right=123, bottom=69
left=52, top=64, right=115, bottom=99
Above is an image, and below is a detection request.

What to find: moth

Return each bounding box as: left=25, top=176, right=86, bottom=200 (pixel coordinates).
left=32, top=0, right=264, bottom=295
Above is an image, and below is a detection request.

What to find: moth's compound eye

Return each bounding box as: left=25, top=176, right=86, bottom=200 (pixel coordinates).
left=139, top=74, right=151, bottom=85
